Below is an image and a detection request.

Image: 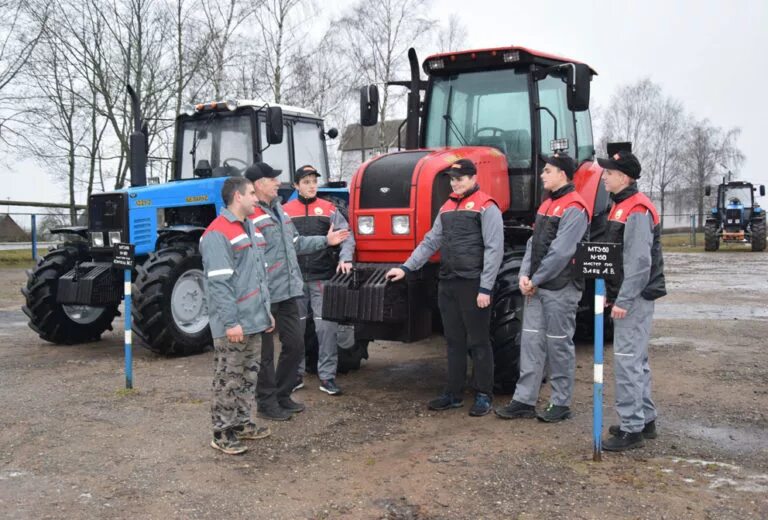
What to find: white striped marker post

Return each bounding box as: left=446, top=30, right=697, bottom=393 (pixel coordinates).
left=124, top=269, right=133, bottom=389
left=593, top=278, right=605, bottom=461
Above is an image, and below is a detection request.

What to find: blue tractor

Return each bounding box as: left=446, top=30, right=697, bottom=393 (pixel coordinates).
left=22, top=90, right=345, bottom=355
left=704, top=179, right=766, bottom=252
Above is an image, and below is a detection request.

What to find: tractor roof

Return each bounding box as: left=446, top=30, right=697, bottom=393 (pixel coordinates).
left=423, top=45, right=597, bottom=76
left=189, top=99, right=320, bottom=119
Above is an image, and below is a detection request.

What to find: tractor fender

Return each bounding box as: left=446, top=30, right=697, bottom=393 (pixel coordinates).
left=50, top=226, right=89, bottom=240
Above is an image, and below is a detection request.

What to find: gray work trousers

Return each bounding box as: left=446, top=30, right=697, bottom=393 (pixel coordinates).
left=513, top=284, right=581, bottom=407
left=612, top=296, right=657, bottom=433
left=297, top=280, right=353, bottom=381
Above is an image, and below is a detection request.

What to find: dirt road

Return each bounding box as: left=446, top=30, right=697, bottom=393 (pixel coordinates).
left=1, top=251, right=766, bottom=519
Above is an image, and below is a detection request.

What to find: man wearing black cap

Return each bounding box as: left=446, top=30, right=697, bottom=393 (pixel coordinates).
left=283, top=165, right=355, bottom=396
left=597, top=150, right=666, bottom=451
left=495, top=152, right=591, bottom=423
left=245, top=162, right=349, bottom=420
left=385, top=158, right=504, bottom=417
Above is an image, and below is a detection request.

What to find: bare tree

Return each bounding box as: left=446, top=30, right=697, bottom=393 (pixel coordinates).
left=682, top=120, right=744, bottom=227
left=435, top=14, right=467, bottom=53
left=334, top=0, right=433, bottom=148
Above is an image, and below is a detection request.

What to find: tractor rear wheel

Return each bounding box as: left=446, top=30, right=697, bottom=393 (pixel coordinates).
left=751, top=219, right=766, bottom=251
left=490, top=291, right=523, bottom=395
left=22, top=244, right=119, bottom=344
left=132, top=246, right=211, bottom=356
left=704, top=221, right=720, bottom=251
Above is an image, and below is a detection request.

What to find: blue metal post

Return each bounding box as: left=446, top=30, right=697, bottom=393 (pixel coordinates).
left=124, top=269, right=133, bottom=389
left=593, top=278, right=605, bottom=461
left=31, top=214, right=37, bottom=261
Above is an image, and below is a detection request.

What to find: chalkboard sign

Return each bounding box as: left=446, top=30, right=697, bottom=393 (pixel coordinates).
left=574, top=242, right=620, bottom=281
left=113, top=243, right=135, bottom=268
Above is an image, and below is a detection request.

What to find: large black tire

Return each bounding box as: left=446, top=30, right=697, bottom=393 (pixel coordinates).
left=337, top=340, right=369, bottom=374
left=751, top=219, right=766, bottom=251
left=132, top=246, right=211, bottom=356
left=704, top=221, right=720, bottom=251
left=490, top=291, right=523, bottom=395
left=22, top=244, right=119, bottom=344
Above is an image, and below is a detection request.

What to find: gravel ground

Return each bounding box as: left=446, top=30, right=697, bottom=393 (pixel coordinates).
left=0, top=251, right=767, bottom=519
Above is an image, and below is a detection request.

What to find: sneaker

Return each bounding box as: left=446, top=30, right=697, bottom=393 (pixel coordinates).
left=234, top=423, right=272, bottom=440
left=427, top=393, right=464, bottom=411
left=469, top=393, right=493, bottom=417
left=292, top=376, right=305, bottom=393
left=319, top=378, right=343, bottom=396
left=603, top=429, right=645, bottom=452
left=494, top=400, right=536, bottom=419
left=537, top=403, right=572, bottom=423
left=257, top=403, right=293, bottom=422
left=609, top=420, right=657, bottom=439
left=211, top=429, right=248, bottom=455
left=278, top=397, right=306, bottom=413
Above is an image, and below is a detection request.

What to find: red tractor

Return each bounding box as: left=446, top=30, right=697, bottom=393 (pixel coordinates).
left=324, top=46, right=610, bottom=393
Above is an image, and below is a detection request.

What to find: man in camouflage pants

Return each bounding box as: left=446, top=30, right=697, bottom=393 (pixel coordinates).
left=201, top=177, right=276, bottom=455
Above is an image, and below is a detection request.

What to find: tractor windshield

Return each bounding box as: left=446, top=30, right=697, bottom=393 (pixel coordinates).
left=722, top=186, right=752, bottom=207
left=425, top=69, right=532, bottom=169
left=178, top=113, right=254, bottom=179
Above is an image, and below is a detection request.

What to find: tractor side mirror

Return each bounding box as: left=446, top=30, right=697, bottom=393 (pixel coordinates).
left=705, top=185, right=711, bottom=197
left=326, top=127, right=339, bottom=139
left=360, top=85, right=379, bottom=127
left=265, top=106, right=284, bottom=145
left=566, top=63, right=591, bottom=112
left=760, top=185, right=766, bottom=197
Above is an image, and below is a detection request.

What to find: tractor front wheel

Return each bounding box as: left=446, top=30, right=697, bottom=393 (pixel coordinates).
left=704, top=221, right=720, bottom=251
left=751, top=219, right=766, bottom=251
left=132, top=246, right=211, bottom=356
left=22, top=244, right=119, bottom=344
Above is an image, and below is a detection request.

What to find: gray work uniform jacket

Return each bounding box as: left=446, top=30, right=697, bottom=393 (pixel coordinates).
left=200, top=208, right=272, bottom=338
left=248, top=198, right=327, bottom=303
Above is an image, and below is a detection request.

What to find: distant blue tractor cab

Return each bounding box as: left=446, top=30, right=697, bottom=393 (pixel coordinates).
left=22, top=97, right=346, bottom=355
left=704, top=179, right=766, bottom=252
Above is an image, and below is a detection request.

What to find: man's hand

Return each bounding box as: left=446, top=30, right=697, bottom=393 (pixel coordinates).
left=611, top=305, right=628, bottom=320
left=266, top=314, right=275, bottom=333
left=337, top=261, right=353, bottom=274
left=326, top=224, right=350, bottom=246
left=226, top=324, right=245, bottom=343
left=519, top=275, right=535, bottom=296
left=385, top=267, right=405, bottom=281
left=477, top=293, right=491, bottom=308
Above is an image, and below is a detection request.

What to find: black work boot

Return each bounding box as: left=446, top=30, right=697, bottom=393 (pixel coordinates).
left=609, top=420, right=657, bottom=439
left=278, top=397, right=306, bottom=413
left=602, top=429, right=645, bottom=452
left=537, top=403, right=572, bottom=423
left=257, top=403, right=293, bottom=421
left=494, top=400, right=536, bottom=419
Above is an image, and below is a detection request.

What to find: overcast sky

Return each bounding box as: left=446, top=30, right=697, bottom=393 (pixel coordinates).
left=2, top=0, right=766, bottom=207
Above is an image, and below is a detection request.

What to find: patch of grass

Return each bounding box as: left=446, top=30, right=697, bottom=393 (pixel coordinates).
left=115, top=387, right=138, bottom=398
left=660, top=233, right=761, bottom=253
left=0, top=248, right=48, bottom=267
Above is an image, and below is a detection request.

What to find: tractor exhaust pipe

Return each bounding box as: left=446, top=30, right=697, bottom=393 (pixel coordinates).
left=126, top=84, right=147, bottom=187
left=405, top=48, right=420, bottom=150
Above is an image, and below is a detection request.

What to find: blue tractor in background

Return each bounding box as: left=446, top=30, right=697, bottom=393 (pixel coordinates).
left=704, top=179, right=766, bottom=252
left=22, top=89, right=346, bottom=355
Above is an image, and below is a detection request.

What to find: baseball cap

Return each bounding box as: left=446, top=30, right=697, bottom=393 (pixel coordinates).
left=541, top=152, right=577, bottom=179
left=442, top=158, right=477, bottom=178
left=244, top=162, right=282, bottom=181
left=597, top=150, right=642, bottom=179
left=294, top=164, right=321, bottom=183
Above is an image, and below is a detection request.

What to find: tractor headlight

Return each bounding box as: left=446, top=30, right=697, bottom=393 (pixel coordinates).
left=108, top=231, right=122, bottom=245
left=90, top=231, right=105, bottom=248
left=391, top=215, right=410, bottom=235
left=357, top=216, right=374, bottom=235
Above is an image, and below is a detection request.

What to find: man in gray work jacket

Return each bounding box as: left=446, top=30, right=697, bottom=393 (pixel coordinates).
left=495, top=152, right=591, bottom=423
left=598, top=150, right=666, bottom=451
left=246, top=162, right=349, bottom=421
left=386, top=158, right=504, bottom=417
left=283, top=164, right=356, bottom=396
left=201, top=177, right=274, bottom=455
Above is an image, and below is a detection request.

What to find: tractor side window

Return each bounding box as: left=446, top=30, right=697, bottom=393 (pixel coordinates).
left=537, top=75, right=577, bottom=158
left=293, top=121, right=327, bottom=179
left=260, top=121, right=291, bottom=183
left=575, top=110, right=594, bottom=162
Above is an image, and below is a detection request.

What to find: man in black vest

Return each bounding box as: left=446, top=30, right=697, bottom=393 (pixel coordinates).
left=495, top=152, right=591, bottom=423
left=598, top=150, right=666, bottom=451
left=386, top=159, right=504, bottom=417
left=283, top=165, right=355, bottom=396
